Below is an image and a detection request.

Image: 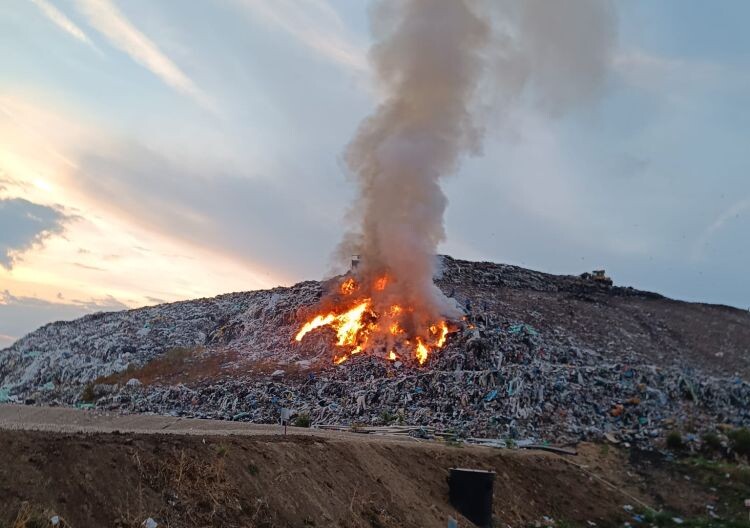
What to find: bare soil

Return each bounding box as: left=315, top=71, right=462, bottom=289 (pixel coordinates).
left=2, top=427, right=750, bottom=527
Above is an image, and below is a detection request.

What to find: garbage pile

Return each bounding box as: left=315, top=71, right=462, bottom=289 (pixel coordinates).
left=94, top=310, right=750, bottom=448
left=2, top=256, right=749, bottom=448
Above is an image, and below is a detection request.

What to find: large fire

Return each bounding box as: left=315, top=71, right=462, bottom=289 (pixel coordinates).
left=294, top=275, right=451, bottom=365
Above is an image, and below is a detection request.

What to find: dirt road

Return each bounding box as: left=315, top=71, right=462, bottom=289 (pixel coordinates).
left=0, top=404, right=462, bottom=451
left=0, top=403, right=355, bottom=438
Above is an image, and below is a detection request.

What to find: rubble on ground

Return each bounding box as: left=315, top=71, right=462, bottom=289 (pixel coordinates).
left=88, top=311, right=749, bottom=448
left=1, top=257, right=749, bottom=449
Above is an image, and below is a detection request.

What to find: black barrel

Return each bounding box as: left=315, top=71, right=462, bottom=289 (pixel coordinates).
left=448, top=468, right=495, bottom=527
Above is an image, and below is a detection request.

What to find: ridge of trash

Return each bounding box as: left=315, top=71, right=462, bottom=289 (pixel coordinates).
left=1, top=256, right=748, bottom=449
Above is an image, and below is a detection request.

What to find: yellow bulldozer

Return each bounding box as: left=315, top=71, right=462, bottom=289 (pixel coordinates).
left=580, top=269, right=613, bottom=287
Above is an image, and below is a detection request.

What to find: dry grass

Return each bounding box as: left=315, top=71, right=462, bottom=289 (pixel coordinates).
left=93, top=346, right=234, bottom=387
left=131, top=447, right=248, bottom=527
left=7, top=503, right=70, bottom=528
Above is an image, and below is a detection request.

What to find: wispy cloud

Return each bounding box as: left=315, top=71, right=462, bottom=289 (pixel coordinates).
left=0, top=95, right=81, bottom=170
left=233, top=0, right=367, bottom=73
left=0, top=333, right=15, bottom=348
left=0, top=289, right=128, bottom=346
left=692, top=198, right=750, bottom=260
left=74, top=0, right=213, bottom=109
left=613, top=50, right=726, bottom=93
left=28, top=0, right=99, bottom=52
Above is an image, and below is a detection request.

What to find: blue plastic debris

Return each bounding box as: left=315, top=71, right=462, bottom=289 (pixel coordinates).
left=485, top=389, right=498, bottom=402
left=507, top=324, right=539, bottom=336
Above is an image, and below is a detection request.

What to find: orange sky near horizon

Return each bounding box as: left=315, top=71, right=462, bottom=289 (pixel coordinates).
left=0, top=93, right=288, bottom=323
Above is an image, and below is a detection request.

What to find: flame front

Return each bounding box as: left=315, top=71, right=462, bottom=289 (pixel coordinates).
left=295, top=276, right=451, bottom=365
left=295, top=301, right=371, bottom=346
left=334, top=301, right=370, bottom=346
left=415, top=338, right=429, bottom=365
left=294, top=314, right=336, bottom=341
left=340, top=277, right=356, bottom=295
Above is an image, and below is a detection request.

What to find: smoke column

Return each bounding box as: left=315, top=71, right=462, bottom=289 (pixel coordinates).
left=338, top=0, right=615, bottom=326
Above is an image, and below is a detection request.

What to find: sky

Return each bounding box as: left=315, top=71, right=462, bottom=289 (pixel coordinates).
left=1, top=0, right=748, bottom=348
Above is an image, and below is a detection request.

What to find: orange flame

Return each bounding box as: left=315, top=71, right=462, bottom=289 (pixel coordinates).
left=334, top=301, right=369, bottom=346
left=415, top=337, right=429, bottom=365
left=295, top=314, right=336, bottom=341
left=432, top=321, right=449, bottom=347
left=340, top=277, right=356, bottom=295
left=295, top=301, right=371, bottom=346
left=374, top=275, right=388, bottom=291
left=295, top=278, right=450, bottom=365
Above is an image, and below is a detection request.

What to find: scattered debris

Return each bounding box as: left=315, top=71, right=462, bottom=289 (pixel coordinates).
left=142, top=517, right=158, bottom=528
left=1, top=257, right=748, bottom=449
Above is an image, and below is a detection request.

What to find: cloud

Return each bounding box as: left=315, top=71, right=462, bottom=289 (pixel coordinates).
left=146, top=296, right=167, bottom=305
left=74, top=262, right=106, bottom=271
left=28, top=0, right=99, bottom=52
left=232, top=0, right=367, bottom=72
left=74, top=0, right=213, bottom=109
left=0, top=198, right=70, bottom=269
left=0, top=290, right=128, bottom=347
left=692, top=198, right=750, bottom=260
left=67, top=294, right=129, bottom=312
left=74, top=141, right=340, bottom=280
left=612, top=49, right=727, bottom=93
left=0, top=333, right=15, bottom=348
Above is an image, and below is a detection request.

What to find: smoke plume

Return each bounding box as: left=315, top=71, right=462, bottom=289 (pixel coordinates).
left=337, top=0, right=616, bottom=326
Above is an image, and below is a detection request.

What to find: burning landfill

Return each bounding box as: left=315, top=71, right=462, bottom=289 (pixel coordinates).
left=1, top=0, right=749, bottom=454
left=292, top=0, right=483, bottom=369
left=294, top=0, right=616, bottom=371
left=294, top=273, right=452, bottom=367
left=2, top=257, right=749, bottom=452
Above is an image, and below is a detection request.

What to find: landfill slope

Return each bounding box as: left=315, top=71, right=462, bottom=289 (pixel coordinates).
left=1, top=256, right=748, bottom=447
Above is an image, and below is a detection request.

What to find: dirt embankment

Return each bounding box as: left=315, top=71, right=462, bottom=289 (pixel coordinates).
left=2, top=428, right=749, bottom=528
left=0, top=430, right=597, bottom=527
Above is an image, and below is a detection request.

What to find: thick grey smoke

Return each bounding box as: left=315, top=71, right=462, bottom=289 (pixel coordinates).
left=479, top=0, right=617, bottom=118
left=337, top=0, right=616, bottom=326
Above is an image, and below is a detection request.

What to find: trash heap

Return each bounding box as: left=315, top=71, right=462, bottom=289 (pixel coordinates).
left=94, top=309, right=750, bottom=448
left=2, top=256, right=749, bottom=448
